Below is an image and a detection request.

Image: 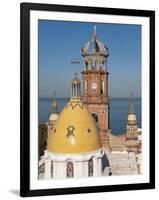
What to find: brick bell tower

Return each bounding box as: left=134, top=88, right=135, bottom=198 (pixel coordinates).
left=81, top=26, right=111, bottom=151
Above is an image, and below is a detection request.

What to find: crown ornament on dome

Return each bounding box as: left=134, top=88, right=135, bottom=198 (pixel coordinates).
left=92, top=25, right=98, bottom=40
left=81, top=26, right=109, bottom=57
left=71, top=72, right=81, bottom=98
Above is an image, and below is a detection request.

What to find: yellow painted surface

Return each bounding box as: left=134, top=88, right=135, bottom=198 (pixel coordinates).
left=47, top=98, right=101, bottom=154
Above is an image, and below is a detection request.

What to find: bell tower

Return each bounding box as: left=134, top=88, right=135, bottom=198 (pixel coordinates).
left=125, top=93, right=140, bottom=153
left=126, top=93, right=138, bottom=139
left=47, top=91, right=58, bottom=138
left=81, top=26, right=111, bottom=150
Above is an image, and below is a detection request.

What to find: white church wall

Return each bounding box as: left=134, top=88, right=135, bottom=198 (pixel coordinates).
left=44, top=159, right=51, bottom=179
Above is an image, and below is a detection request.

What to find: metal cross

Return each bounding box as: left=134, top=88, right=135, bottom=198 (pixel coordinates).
left=70, top=58, right=80, bottom=65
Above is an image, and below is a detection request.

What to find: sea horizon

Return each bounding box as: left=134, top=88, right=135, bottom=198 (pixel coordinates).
left=38, top=97, right=141, bottom=135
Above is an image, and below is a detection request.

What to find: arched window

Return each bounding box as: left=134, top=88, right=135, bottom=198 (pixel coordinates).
left=84, top=80, right=88, bottom=91
left=88, top=158, right=94, bottom=177
left=92, top=113, right=98, bottom=124
left=66, top=161, right=74, bottom=178
left=100, top=80, right=104, bottom=95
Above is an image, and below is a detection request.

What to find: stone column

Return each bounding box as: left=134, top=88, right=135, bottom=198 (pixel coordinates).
left=97, top=158, right=102, bottom=176
left=44, top=159, right=51, bottom=179
left=82, top=161, right=88, bottom=177
left=93, top=158, right=98, bottom=177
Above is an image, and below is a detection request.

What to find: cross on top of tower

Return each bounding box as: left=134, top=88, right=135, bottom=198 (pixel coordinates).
left=70, top=58, right=80, bottom=75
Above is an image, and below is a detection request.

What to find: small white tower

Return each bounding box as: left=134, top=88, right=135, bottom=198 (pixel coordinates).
left=126, top=93, right=138, bottom=139
left=47, top=92, right=58, bottom=138
left=126, top=93, right=140, bottom=153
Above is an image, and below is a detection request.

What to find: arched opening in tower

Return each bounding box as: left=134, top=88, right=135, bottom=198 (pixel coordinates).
left=92, top=113, right=98, bottom=125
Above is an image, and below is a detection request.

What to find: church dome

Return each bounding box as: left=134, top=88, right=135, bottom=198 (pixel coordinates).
left=127, top=114, right=137, bottom=125
left=81, top=40, right=109, bottom=56
left=49, top=113, right=58, bottom=121
left=47, top=98, right=102, bottom=154
left=81, top=26, right=109, bottom=57
left=127, top=94, right=137, bottom=125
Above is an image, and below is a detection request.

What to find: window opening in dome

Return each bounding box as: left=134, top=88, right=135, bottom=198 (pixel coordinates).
left=92, top=113, right=98, bottom=123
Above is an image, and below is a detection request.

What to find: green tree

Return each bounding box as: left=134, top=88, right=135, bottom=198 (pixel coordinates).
left=38, top=123, right=47, bottom=159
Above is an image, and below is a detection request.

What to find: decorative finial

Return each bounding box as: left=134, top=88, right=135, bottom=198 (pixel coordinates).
left=94, top=25, right=97, bottom=34
left=71, top=72, right=81, bottom=98
left=93, top=25, right=97, bottom=40
left=74, top=72, right=77, bottom=78
left=53, top=91, right=56, bottom=99
left=129, top=93, right=135, bottom=114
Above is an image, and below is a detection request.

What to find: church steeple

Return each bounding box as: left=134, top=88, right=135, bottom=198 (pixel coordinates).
left=51, top=91, right=57, bottom=114
left=81, top=27, right=110, bottom=150
left=126, top=93, right=139, bottom=152
left=81, top=26, right=109, bottom=71
left=92, top=25, right=98, bottom=41
left=128, top=93, right=135, bottom=114
left=71, top=72, right=81, bottom=98
left=48, top=91, right=59, bottom=138
left=127, top=93, right=137, bottom=125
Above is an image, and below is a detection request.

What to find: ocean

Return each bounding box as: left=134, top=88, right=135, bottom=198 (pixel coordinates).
left=38, top=98, right=141, bottom=135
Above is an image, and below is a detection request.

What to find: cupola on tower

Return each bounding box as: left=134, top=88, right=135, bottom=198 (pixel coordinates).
left=81, top=26, right=110, bottom=150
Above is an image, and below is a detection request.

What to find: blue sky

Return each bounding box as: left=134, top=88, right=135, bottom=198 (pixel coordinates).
left=39, top=20, right=141, bottom=98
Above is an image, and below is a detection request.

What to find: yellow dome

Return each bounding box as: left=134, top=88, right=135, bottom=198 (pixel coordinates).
left=127, top=114, right=137, bottom=125
left=47, top=98, right=101, bottom=154
left=49, top=113, right=58, bottom=121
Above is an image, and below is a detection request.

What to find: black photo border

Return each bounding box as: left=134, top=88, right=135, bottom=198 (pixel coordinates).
left=20, top=2, right=155, bottom=197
